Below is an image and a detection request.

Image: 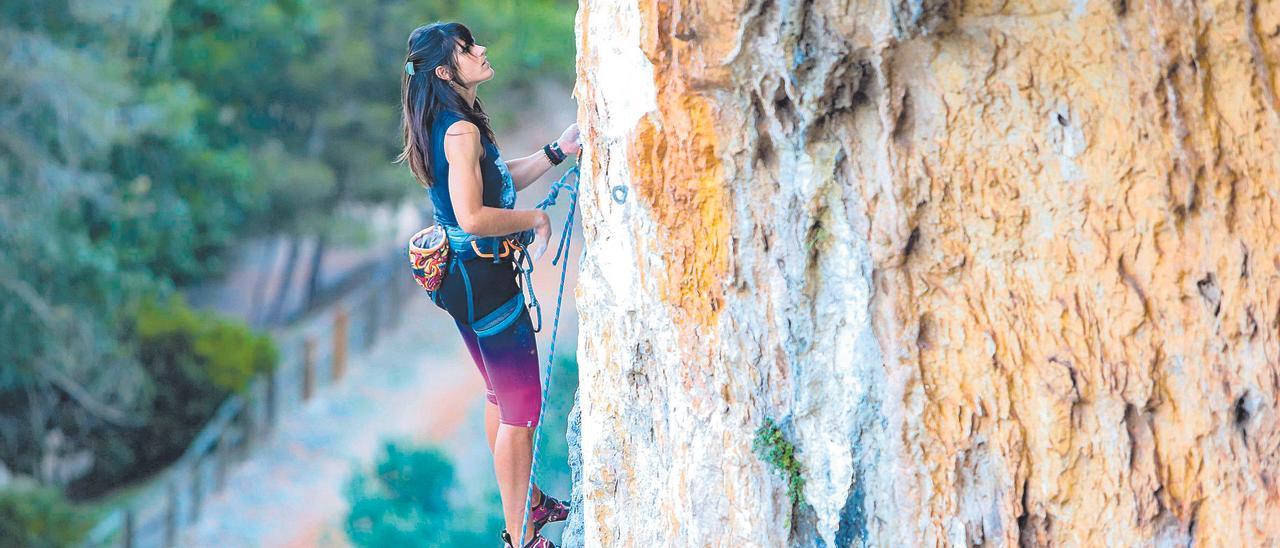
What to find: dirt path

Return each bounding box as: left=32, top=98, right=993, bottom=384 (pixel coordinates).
left=179, top=299, right=487, bottom=547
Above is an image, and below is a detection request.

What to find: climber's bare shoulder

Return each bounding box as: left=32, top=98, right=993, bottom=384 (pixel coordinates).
left=443, top=120, right=482, bottom=165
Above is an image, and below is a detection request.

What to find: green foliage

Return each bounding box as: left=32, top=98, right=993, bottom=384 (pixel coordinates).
left=0, top=486, right=96, bottom=548
left=135, top=293, right=278, bottom=394
left=345, top=441, right=503, bottom=547
left=65, top=293, right=277, bottom=498
left=752, top=417, right=806, bottom=507
left=0, top=0, right=167, bottom=402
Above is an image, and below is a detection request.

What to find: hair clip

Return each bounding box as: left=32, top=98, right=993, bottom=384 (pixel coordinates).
left=405, top=61, right=416, bottom=76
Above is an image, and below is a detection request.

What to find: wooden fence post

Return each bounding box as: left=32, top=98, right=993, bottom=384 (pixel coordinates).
left=389, top=276, right=405, bottom=329
left=215, top=429, right=230, bottom=492
left=302, top=337, right=316, bottom=401
left=190, top=464, right=202, bottom=524
left=266, top=368, right=277, bottom=432
left=242, top=390, right=256, bottom=456
left=333, top=309, right=348, bottom=381
left=367, top=289, right=382, bottom=346
left=164, top=481, right=178, bottom=548
left=123, top=508, right=135, bottom=548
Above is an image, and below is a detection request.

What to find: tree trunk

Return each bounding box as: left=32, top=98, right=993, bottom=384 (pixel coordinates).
left=248, top=236, right=282, bottom=328
left=304, top=232, right=327, bottom=310
left=267, top=236, right=302, bottom=325
left=305, top=169, right=347, bottom=311
left=570, top=0, right=1280, bottom=545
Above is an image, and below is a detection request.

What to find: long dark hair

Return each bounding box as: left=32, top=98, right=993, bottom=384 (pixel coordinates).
left=397, top=22, right=498, bottom=188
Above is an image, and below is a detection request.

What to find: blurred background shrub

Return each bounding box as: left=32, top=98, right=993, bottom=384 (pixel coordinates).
left=0, top=483, right=96, bottom=548
left=344, top=441, right=504, bottom=547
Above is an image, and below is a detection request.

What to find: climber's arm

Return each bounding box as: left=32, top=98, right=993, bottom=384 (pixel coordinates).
left=446, top=121, right=548, bottom=237
left=507, top=124, right=581, bottom=191
left=504, top=149, right=559, bottom=192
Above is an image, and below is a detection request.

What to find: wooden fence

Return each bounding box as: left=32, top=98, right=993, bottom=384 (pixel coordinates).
left=82, top=251, right=413, bottom=547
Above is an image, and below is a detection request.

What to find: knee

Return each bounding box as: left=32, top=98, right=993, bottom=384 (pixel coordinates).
left=500, top=393, right=541, bottom=428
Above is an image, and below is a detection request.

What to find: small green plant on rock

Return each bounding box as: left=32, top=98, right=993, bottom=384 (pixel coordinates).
left=752, top=417, right=805, bottom=507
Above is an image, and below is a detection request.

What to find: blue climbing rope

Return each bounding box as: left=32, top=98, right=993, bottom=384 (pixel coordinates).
left=516, top=159, right=580, bottom=547
left=512, top=163, right=579, bottom=334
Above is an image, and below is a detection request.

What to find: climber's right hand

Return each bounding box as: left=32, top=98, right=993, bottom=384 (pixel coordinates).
left=529, top=210, right=551, bottom=261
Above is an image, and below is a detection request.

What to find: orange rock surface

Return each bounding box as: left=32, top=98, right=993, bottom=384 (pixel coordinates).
left=570, top=0, right=1280, bottom=545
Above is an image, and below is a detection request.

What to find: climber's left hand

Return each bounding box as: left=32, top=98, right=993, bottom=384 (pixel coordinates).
left=556, top=123, right=581, bottom=156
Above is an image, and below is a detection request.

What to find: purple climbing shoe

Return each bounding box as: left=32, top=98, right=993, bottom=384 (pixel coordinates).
left=501, top=529, right=557, bottom=548
left=530, top=492, right=570, bottom=531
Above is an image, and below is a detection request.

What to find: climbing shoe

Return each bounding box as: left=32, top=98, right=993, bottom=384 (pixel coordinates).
left=530, top=492, right=570, bottom=531
left=501, top=529, right=556, bottom=548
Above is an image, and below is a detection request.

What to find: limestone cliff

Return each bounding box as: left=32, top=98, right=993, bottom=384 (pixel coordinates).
left=568, top=0, right=1280, bottom=545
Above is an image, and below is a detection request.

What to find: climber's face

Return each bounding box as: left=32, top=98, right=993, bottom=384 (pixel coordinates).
left=437, top=38, right=494, bottom=88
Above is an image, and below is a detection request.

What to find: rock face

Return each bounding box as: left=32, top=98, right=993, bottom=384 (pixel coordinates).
left=570, top=0, right=1280, bottom=545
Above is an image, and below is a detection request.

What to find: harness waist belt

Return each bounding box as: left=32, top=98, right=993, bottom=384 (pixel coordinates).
left=442, top=223, right=520, bottom=262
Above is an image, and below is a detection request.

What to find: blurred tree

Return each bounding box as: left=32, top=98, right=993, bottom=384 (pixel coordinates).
left=345, top=441, right=503, bottom=547
left=0, top=0, right=172, bottom=490
left=66, top=294, right=277, bottom=498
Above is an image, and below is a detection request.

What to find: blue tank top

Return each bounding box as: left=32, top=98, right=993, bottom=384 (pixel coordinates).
left=428, top=110, right=516, bottom=231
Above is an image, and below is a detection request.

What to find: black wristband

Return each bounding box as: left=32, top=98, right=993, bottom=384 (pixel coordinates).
left=542, top=143, right=565, bottom=165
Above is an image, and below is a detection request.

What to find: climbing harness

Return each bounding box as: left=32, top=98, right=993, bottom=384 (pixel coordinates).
left=515, top=155, right=581, bottom=548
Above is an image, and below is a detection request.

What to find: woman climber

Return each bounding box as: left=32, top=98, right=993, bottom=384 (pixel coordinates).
left=397, top=22, right=577, bottom=548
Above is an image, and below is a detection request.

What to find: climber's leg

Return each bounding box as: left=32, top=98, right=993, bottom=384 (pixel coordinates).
left=485, top=400, right=500, bottom=454
left=474, top=306, right=544, bottom=542
left=459, top=308, right=545, bottom=504
left=486, top=401, right=547, bottom=504
left=454, top=317, right=500, bottom=406
left=475, top=305, right=542, bottom=426
left=495, top=423, right=538, bottom=543
left=466, top=313, right=546, bottom=525
left=440, top=257, right=545, bottom=539
left=488, top=401, right=546, bottom=512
